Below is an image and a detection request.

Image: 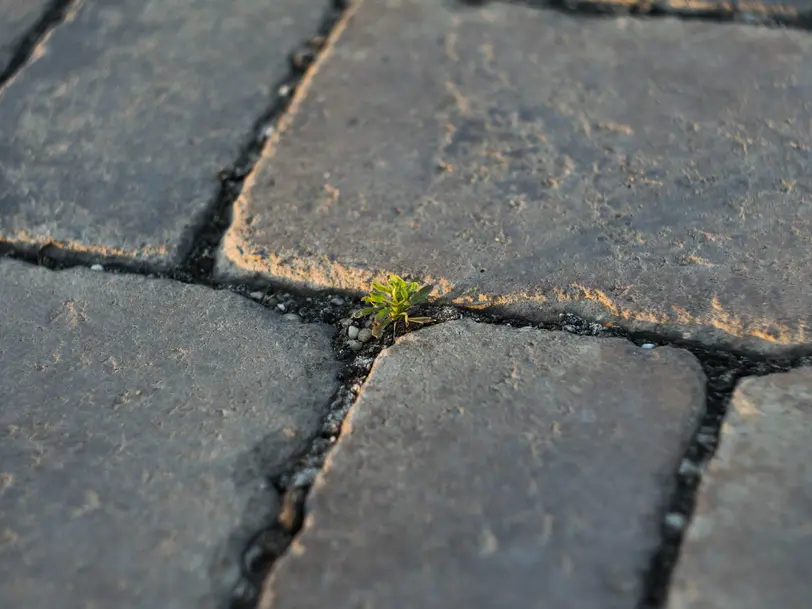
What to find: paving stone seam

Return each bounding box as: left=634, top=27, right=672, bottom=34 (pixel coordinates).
left=181, top=0, right=353, bottom=284
left=470, top=0, right=812, bottom=29
left=0, top=0, right=77, bottom=89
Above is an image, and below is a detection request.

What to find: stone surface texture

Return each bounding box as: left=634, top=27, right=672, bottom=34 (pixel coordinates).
left=260, top=320, right=706, bottom=609
left=0, top=0, right=326, bottom=267
left=219, top=0, right=812, bottom=352
left=0, top=260, right=340, bottom=609
left=0, top=0, right=51, bottom=73
left=668, top=367, right=812, bottom=609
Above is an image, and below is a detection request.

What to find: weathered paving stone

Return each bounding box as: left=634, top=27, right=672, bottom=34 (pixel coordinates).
left=259, top=320, right=705, bottom=609
left=0, top=260, right=340, bottom=609
left=0, top=0, right=51, bottom=74
left=219, top=1, right=812, bottom=352
left=668, top=368, right=812, bottom=609
left=0, top=0, right=326, bottom=268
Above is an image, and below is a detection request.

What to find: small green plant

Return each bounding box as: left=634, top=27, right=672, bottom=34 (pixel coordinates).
left=355, top=274, right=433, bottom=339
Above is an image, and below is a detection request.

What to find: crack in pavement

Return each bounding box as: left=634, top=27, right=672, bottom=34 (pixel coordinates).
left=460, top=0, right=812, bottom=30
left=0, top=0, right=79, bottom=90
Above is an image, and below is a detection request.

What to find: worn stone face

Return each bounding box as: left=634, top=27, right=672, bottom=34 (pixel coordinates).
left=668, top=367, right=812, bottom=609
left=260, top=320, right=705, bottom=609
left=0, top=0, right=326, bottom=267
left=218, top=0, right=812, bottom=352
left=0, top=260, right=340, bottom=609
left=0, top=0, right=51, bottom=73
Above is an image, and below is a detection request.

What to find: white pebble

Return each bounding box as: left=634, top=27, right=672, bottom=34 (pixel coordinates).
left=641, top=343, right=655, bottom=350
left=357, top=328, right=373, bottom=343
left=90, top=264, right=104, bottom=272
left=347, top=326, right=360, bottom=339
left=331, top=296, right=345, bottom=306
left=276, top=303, right=286, bottom=312
left=665, top=513, right=686, bottom=530
left=679, top=459, right=701, bottom=477
left=347, top=340, right=363, bottom=351
left=278, top=84, right=290, bottom=96
left=249, top=291, right=264, bottom=301
left=282, top=313, right=301, bottom=322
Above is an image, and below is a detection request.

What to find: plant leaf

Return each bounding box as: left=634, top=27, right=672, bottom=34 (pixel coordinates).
left=407, top=316, right=432, bottom=325
left=353, top=307, right=378, bottom=318
left=372, top=318, right=392, bottom=338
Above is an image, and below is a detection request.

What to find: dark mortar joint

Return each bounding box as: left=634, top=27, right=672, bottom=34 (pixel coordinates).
left=0, top=0, right=77, bottom=89
left=180, top=0, right=349, bottom=283
left=458, top=0, right=812, bottom=30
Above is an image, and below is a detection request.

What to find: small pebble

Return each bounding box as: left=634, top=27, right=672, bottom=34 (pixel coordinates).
left=665, top=512, right=687, bottom=530
left=340, top=318, right=352, bottom=327
left=331, top=296, right=345, bottom=306
left=347, top=340, right=363, bottom=351
left=357, top=328, right=373, bottom=343
left=278, top=84, right=291, bottom=96
left=277, top=303, right=286, bottom=312
left=347, top=326, right=360, bottom=339
left=249, top=291, right=264, bottom=301
left=679, top=460, right=701, bottom=477
left=641, top=343, right=655, bottom=350
left=90, top=264, right=104, bottom=272
left=282, top=313, right=301, bottom=322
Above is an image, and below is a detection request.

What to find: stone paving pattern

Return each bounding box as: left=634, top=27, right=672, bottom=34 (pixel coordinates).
left=263, top=321, right=706, bottom=609
left=1, top=0, right=812, bottom=607
left=0, top=260, right=339, bottom=608
left=668, top=368, right=812, bottom=609
left=0, top=0, right=326, bottom=267
left=220, top=0, right=812, bottom=351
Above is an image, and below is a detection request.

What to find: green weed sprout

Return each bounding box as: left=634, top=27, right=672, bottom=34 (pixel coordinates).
left=354, top=274, right=433, bottom=339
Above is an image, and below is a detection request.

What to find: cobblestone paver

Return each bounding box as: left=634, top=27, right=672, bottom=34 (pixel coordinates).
left=0, top=0, right=326, bottom=268
left=667, top=367, right=812, bottom=609
left=0, top=259, right=340, bottom=609
left=260, top=320, right=705, bottom=609
left=0, top=0, right=51, bottom=73
left=219, top=0, right=812, bottom=352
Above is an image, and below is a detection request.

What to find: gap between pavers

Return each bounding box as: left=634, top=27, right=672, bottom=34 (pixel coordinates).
left=0, top=0, right=53, bottom=76
left=217, top=0, right=812, bottom=354
left=0, top=259, right=340, bottom=609
left=259, top=319, right=706, bottom=609
left=667, top=367, right=812, bottom=609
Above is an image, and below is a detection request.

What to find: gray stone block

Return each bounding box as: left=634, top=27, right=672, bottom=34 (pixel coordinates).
left=0, top=260, right=340, bottom=609
left=261, top=320, right=705, bottom=609
left=668, top=367, right=812, bottom=609
left=218, top=0, right=812, bottom=352
left=0, top=0, right=326, bottom=267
